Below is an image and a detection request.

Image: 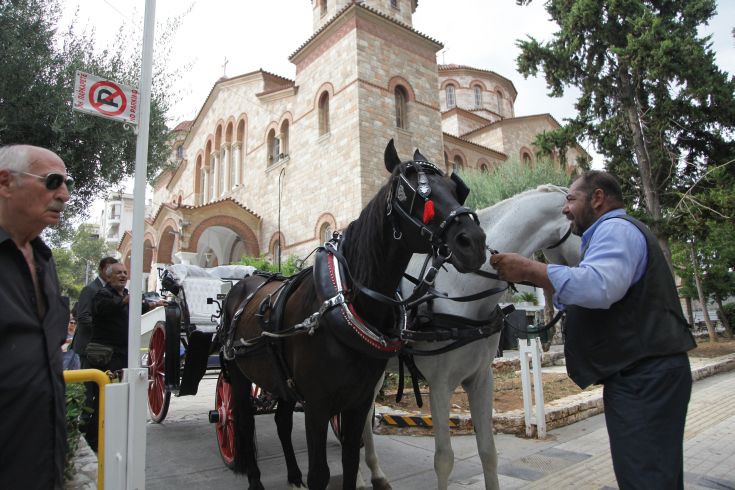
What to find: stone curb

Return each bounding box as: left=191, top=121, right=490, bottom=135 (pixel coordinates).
left=375, top=353, right=735, bottom=437
left=65, top=435, right=97, bottom=489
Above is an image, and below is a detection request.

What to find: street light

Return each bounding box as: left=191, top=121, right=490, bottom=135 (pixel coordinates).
left=277, top=167, right=286, bottom=272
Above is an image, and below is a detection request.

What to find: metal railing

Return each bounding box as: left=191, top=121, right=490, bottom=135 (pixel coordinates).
left=64, top=368, right=114, bottom=490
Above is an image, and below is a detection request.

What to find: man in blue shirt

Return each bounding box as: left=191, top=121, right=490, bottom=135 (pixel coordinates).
left=491, top=171, right=696, bottom=489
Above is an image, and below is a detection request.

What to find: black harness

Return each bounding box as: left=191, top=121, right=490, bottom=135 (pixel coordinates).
left=393, top=225, right=574, bottom=406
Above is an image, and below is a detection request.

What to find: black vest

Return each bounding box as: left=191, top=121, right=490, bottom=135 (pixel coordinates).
left=564, top=215, right=696, bottom=388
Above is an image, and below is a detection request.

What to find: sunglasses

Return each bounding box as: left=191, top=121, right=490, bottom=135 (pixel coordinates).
left=20, top=171, right=75, bottom=192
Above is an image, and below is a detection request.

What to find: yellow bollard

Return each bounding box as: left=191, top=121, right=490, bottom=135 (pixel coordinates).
left=64, top=369, right=113, bottom=490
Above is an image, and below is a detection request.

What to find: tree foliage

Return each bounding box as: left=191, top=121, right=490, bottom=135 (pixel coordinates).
left=516, top=0, right=735, bottom=261
left=671, top=218, right=735, bottom=327
left=53, top=224, right=113, bottom=303
left=0, top=0, right=183, bottom=232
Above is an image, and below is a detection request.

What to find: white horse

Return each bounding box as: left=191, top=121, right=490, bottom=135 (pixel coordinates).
left=359, top=184, right=582, bottom=490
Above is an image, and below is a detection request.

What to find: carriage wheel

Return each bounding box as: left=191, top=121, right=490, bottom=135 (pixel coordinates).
left=215, top=371, right=236, bottom=469
left=330, top=414, right=344, bottom=444
left=147, top=322, right=171, bottom=423
left=330, top=412, right=368, bottom=447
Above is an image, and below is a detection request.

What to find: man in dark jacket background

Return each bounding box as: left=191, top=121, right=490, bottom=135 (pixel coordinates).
left=84, top=261, right=162, bottom=451
left=0, top=144, right=73, bottom=489
left=72, top=255, right=117, bottom=438
left=71, top=256, right=118, bottom=368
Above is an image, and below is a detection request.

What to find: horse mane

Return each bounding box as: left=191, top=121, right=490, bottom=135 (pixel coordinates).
left=341, top=166, right=398, bottom=288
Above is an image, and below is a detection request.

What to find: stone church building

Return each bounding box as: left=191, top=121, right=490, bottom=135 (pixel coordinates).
left=119, top=0, right=587, bottom=289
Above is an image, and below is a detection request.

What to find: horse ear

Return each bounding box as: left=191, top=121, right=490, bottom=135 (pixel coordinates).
left=413, top=149, right=428, bottom=162
left=451, top=173, right=470, bottom=205
left=384, top=139, right=401, bottom=173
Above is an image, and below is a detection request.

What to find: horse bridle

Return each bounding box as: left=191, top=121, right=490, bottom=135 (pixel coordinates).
left=545, top=225, right=573, bottom=250
left=322, top=160, right=479, bottom=310
left=386, top=159, right=478, bottom=255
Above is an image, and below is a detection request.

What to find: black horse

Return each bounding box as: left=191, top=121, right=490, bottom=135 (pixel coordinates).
left=219, top=140, right=487, bottom=489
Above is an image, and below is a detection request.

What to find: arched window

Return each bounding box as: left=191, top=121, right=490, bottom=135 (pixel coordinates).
left=271, top=241, right=281, bottom=267
left=320, top=0, right=327, bottom=17
left=209, top=155, right=217, bottom=200
left=176, top=144, right=184, bottom=159
left=496, top=90, right=503, bottom=113
left=446, top=84, right=456, bottom=108
left=522, top=151, right=532, bottom=166
left=480, top=163, right=489, bottom=173
left=229, top=145, right=237, bottom=190
left=267, top=129, right=279, bottom=165
left=394, top=86, right=407, bottom=129
left=219, top=145, right=226, bottom=196
left=320, top=222, right=333, bottom=244
left=453, top=155, right=464, bottom=172
left=235, top=119, right=245, bottom=187
left=195, top=155, right=204, bottom=204
left=390, top=0, right=398, bottom=9
left=280, top=120, right=290, bottom=158
left=318, top=92, right=330, bottom=136
left=474, top=85, right=482, bottom=108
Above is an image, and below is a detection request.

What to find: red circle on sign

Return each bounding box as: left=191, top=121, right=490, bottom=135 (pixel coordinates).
left=89, top=81, right=127, bottom=116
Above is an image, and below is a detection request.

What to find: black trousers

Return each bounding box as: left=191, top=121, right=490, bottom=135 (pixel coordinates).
left=85, top=352, right=126, bottom=451
left=602, top=352, right=692, bottom=490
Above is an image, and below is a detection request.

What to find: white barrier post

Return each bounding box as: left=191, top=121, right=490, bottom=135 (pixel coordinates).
left=519, top=333, right=547, bottom=438
left=124, top=1, right=156, bottom=488
left=104, top=383, right=129, bottom=489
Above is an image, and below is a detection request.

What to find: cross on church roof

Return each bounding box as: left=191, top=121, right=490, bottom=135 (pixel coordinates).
left=221, top=57, right=229, bottom=78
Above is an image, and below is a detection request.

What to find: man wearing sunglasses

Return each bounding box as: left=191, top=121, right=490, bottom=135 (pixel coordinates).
left=0, top=144, right=72, bottom=489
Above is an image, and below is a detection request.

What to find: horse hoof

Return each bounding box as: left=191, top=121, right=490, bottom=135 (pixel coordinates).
left=288, top=473, right=305, bottom=487
left=371, top=478, right=392, bottom=490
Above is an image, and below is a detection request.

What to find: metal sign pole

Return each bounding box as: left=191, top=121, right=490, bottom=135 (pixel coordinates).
left=125, top=0, right=156, bottom=488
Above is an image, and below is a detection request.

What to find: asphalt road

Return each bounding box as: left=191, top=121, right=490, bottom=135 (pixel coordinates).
left=145, top=376, right=510, bottom=489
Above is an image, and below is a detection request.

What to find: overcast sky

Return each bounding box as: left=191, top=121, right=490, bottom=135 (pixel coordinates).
left=60, top=0, right=734, bottom=170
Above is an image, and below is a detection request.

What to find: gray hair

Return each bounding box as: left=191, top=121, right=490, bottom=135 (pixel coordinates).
left=0, top=145, right=31, bottom=173
left=105, top=264, right=116, bottom=277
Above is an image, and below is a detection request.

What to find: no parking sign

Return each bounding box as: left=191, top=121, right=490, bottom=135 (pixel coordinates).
left=72, top=70, right=139, bottom=124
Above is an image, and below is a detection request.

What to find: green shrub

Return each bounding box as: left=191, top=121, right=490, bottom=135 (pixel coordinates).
left=237, top=254, right=302, bottom=276
left=460, top=156, right=571, bottom=210
left=514, top=291, right=539, bottom=305
left=64, top=382, right=88, bottom=480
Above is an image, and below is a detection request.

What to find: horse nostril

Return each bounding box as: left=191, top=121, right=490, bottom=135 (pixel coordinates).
left=455, top=232, right=471, bottom=249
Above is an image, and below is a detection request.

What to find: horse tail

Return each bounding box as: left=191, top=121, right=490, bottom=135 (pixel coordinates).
left=227, top=361, right=260, bottom=480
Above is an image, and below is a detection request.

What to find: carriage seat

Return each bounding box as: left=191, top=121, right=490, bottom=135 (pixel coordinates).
left=167, top=264, right=257, bottom=333
left=181, top=277, right=223, bottom=332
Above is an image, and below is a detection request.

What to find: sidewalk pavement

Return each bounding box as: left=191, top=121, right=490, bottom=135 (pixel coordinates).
left=66, top=351, right=735, bottom=489
left=456, top=360, right=735, bottom=489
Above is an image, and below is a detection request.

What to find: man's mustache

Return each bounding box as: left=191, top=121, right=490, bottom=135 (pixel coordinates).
left=48, top=200, right=65, bottom=212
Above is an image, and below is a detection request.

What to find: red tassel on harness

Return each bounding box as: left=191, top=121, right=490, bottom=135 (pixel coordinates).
left=423, top=199, right=435, bottom=224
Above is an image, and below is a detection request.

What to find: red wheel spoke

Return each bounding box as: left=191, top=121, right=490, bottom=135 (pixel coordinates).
left=215, top=372, right=236, bottom=466
left=147, top=323, right=170, bottom=422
